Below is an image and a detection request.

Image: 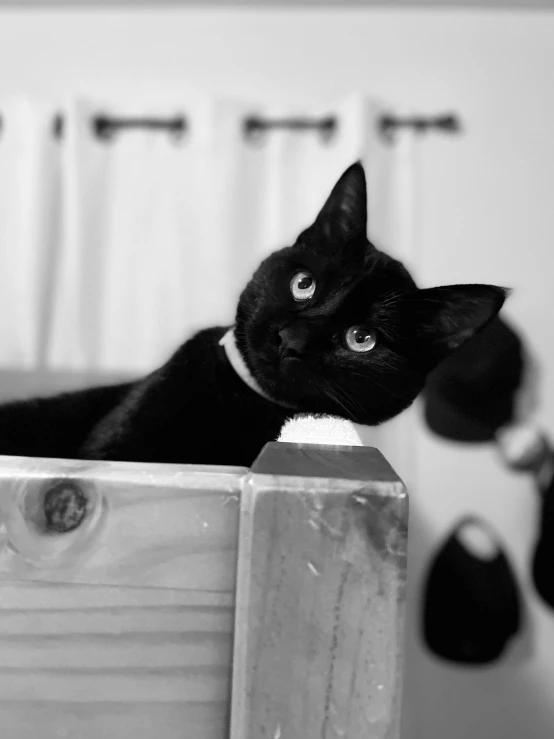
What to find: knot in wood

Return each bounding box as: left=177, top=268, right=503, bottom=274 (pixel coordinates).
left=43, top=482, right=88, bottom=533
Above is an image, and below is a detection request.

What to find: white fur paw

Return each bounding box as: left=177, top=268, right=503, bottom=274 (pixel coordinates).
left=277, top=414, right=364, bottom=447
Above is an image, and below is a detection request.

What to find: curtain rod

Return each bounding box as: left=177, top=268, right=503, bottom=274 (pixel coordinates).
left=0, top=112, right=461, bottom=142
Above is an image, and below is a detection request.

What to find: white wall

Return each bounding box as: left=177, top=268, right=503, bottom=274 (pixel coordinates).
left=1, top=6, right=554, bottom=738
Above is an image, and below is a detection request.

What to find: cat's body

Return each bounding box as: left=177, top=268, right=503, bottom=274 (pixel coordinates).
left=0, top=162, right=508, bottom=468
left=0, top=327, right=288, bottom=467
left=80, top=327, right=288, bottom=467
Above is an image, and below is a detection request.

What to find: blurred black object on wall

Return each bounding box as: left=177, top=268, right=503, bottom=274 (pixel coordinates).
left=422, top=317, right=525, bottom=443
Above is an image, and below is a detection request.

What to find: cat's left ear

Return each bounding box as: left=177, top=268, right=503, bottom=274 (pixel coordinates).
left=314, top=161, right=368, bottom=243
left=408, top=284, right=510, bottom=365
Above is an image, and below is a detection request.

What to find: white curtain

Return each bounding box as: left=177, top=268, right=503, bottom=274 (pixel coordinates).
left=0, top=97, right=61, bottom=369
left=0, top=93, right=416, bottom=383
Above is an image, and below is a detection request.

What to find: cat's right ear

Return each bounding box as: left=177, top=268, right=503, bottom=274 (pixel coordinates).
left=407, top=284, right=510, bottom=366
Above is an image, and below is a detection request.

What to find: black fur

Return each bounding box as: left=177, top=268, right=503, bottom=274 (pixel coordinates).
left=0, top=162, right=508, bottom=467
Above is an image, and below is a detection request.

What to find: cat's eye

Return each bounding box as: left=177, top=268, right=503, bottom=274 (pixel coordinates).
left=345, top=326, right=377, bottom=353
left=290, top=271, right=316, bottom=301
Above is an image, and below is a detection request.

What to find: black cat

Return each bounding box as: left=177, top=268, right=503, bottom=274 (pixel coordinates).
left=0, top=162, right=507, bottom=467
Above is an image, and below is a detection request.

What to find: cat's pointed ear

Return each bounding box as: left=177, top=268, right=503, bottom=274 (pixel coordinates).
left=409, top=284, right=510, bottom=364
left=314, top=161, right=368, bottom=243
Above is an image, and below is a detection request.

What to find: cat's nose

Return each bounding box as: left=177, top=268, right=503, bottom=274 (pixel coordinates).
left=278, top=325, right=308, bottom=358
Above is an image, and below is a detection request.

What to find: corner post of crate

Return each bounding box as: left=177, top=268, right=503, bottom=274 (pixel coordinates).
left=229, top=441, right=408, bottom=739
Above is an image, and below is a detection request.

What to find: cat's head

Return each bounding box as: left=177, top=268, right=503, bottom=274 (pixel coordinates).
left=235, top=161, right=509, bottom=424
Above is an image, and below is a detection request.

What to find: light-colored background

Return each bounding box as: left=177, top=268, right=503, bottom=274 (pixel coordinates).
left=0, top=5, right=552, bottom=738
left=0, top=0, right=553, bottom=8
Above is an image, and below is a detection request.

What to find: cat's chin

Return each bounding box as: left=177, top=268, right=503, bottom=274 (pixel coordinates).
left=254, top=356, right=316, bottom=407
left=280, top=356, right=301, bottom=371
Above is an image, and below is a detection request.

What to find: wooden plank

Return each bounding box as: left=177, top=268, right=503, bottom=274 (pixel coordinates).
left=0, top=445, right=407, bottom=737
left=0, top=456, right=244, bottom=590
left=231, top=442, right=408, bottom=739
left=0, top=702, right=228, bottom=739
left=0, top=581, right=233, bottom=737
left=0, top=456, right=244, bottom=737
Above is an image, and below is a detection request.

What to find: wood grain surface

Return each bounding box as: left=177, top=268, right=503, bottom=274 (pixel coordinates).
left=0, top=455, right=245, bottom=738
left=0, top=444, right=408, bottom=738
left=231, top=442, right=408, bottom=739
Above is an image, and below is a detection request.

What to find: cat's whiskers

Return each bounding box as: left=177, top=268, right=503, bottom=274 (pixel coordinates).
left=321, top=378, right=362, bottom=420
left=323, top=387, right=354, bottom=419
left=333, top=365, right=405, bottom=401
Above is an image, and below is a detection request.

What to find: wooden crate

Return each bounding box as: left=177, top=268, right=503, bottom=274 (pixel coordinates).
left=0, top=441, right=407, bottom=738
